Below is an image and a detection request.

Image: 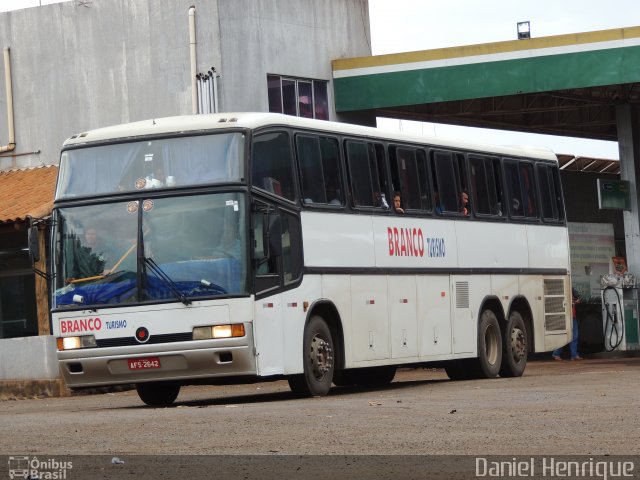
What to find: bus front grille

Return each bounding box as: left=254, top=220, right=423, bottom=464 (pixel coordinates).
left=96, top=332, right=193, bottom=348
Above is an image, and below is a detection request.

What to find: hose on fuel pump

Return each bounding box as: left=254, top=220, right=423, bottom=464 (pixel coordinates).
left=602, top=285, right=624, bottom=351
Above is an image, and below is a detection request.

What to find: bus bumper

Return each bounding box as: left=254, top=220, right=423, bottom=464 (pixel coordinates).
left=57, top=332, right=256, bottom=388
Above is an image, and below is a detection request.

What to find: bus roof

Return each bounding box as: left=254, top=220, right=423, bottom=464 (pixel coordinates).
left=63, top=112, right=558, bottom=161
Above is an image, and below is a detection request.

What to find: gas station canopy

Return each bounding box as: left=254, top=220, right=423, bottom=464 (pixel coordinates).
left=332, top=26, right=640, bottom=141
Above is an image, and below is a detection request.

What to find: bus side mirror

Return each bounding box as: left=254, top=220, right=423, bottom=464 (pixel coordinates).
left=28, top=226, right=40, bottom=264
left=267, top=214, right=282, bottom=258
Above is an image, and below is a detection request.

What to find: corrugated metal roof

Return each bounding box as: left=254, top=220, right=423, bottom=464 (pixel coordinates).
left=0, top=165, right=58, bottom=223
left=557, top=154, right=620, bottom=174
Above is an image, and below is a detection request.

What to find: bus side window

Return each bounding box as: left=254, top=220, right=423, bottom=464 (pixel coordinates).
left=470, top=155, right=503, bottom=216
left=505, top=161, right=524, bottom=217
left=280, top=210, right=302, bottom=285
left=520, top=163, right=538, bottom=219
left=296, top=135, right=325, bottom=204
left=346, top=141, right=372, bottom=207
left=252, top=131, right=296, bottom=202
left=346, top=141, right=389, bottom=209
left=389, top=146, right=431, bottom=212
left=416, top=150, right=432, bottom=211
left=252, top=202, right=280, bottom=294
left=296, top=135, right=343, bottom=206
left=537, top=164, right=565, bottom=222
left=431, top=150, right=463, bottom=214
left=491, top=157, right=505, bottom=216
left=505, top=160, right=538, bottom=219
left=319, top=137, right=344, bottom=205
left=370, top=143, right=390, bottom=209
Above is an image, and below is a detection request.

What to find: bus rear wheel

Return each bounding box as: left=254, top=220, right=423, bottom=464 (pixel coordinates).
left=288, top=315, right=334, bottom=397
left=135, top=381, right=180, bottom=407
left=472, top=309, right=502, bottom=379
left=500, top=311, right=528, bottom=377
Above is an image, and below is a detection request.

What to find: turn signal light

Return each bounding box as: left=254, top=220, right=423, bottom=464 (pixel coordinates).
left=57, top=335, right=97, bottom=351
left=192, top=324, right=245, bottom=340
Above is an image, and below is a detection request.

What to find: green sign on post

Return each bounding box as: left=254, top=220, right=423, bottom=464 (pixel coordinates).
left=597, top=179, right=631, bottom=210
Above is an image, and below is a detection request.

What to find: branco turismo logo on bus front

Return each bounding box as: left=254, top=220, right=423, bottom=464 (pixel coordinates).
left=59, top=317, right=103, bottom=333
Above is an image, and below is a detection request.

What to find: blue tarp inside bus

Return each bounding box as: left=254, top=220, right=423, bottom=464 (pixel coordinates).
left=55, top=258, right=242, bottom=306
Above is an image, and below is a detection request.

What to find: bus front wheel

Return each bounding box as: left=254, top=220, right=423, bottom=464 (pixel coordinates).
left=288, top=315, right=334, bottom=397
left=499, top=311, right=528, bottom=377
left=473, top=309, right=502, bottom=378
left=135, top=381, right=180, bottom=407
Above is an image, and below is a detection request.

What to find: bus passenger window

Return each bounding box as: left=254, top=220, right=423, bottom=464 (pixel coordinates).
left=431, top=150, right=464, bottom=214
left=252, top=132, right=296, bottom=201
left=296, top=135, right=343, bottom=206
left=470, top=155, right=503, bottom=216
left=505, top=162, right=524, bottom=217
left=280, top=211, right=302, bottom=285
left=346, top=141, right=388, bottom=209
left=537, top=164, right=564, bottom=222
left=505, top=160, right=537, bottom=219
left=520, top=164, right=538, bottom=218
left=320, top=138, right=344, bottom=205
left=389, top=147, right=431, bottom=212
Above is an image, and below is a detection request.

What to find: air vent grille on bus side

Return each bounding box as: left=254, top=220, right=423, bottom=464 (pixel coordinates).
left=455, top=282, right=470, bottom=309
left=543, top=279, right=566, bottom=332
left=543, top=279, right=565, bottom=296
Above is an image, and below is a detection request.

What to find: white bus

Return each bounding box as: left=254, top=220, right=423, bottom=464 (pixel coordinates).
left=39, top=113, right=572, bottom=406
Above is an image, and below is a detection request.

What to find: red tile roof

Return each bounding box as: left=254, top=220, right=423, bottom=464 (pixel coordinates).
left=0, top=165, right=58, bottom=223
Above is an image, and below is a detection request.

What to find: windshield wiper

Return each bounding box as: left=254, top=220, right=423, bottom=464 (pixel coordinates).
left=144, top=257, right=191, bottom=305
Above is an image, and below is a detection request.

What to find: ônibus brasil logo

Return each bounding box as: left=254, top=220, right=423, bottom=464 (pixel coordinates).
left=8, top=456, right=73, bottom=479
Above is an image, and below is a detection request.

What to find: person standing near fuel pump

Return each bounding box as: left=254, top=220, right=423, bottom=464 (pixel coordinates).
left=552, top=288, right=583, bottom=361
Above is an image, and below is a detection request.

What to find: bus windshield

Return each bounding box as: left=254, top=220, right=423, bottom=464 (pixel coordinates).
left=56, top=132, right=244, bottom=199
left=52, top=192, right=248, bottom=308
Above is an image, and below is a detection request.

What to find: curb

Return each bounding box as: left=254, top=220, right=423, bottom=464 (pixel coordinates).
left=0, top=379, right=70, bottom=400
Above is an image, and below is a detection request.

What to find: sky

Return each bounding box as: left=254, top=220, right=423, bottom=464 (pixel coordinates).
left=2, top=0, right=638, bottom=158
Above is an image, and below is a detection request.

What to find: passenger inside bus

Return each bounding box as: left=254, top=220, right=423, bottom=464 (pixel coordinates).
left=66, top=227, right=112, bottom=281
left=460, top=190, right=470, bottom=216
left=393, top=192, right=404, bottom=214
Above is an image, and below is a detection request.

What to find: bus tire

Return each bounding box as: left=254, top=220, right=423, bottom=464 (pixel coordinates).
left=499, top=311, right=528, bottom=378
left=135, top=382, right=180, bottom=407
left=473, top=309, right=502, bottom=378
left=288, top=315, right=334, bottom=397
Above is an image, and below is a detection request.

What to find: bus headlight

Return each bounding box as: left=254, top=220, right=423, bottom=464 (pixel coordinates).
left=192, top=324, right=245, bottom=340
left=57, top=335, right=97, bottom=350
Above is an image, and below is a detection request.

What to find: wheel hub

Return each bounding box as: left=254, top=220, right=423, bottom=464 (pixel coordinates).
left=310, top=335, right=333, bottom=379
left=510, top=328, right=526, bottom=359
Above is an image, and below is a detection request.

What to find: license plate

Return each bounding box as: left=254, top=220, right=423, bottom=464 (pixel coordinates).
left=128, top=357, right=161, bottom=370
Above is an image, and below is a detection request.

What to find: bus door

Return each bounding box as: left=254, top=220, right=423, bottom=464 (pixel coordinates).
left=251, top=200, right=304, bottom=376
left=252, top=200, right=284, bottom=375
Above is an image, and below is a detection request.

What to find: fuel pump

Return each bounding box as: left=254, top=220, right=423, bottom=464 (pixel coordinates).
left=600, top=273, right=639, bottom=352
